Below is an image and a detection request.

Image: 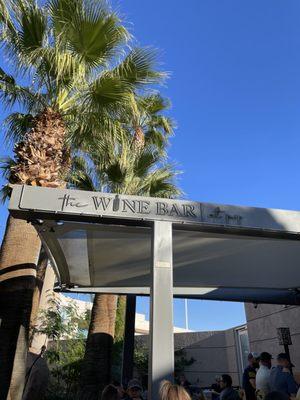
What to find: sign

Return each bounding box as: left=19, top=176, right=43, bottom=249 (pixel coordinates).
left=277, top=327, right=292, bottom=346
left=14, top=185, right=244, bottom=227
left=9, top=185, right=300, bottom=233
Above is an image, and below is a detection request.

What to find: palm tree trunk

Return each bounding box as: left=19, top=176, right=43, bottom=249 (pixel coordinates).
left=0, top=216, right=41, bottom=400
left=0, top=107, right=68, bottom=399
left=30, top=262, right=56, bottom=354
left=79, top=294, right=118, bottom=399
left=29, top=249, right=49, bottom=347
left=11, top=107, right=69, bottom=188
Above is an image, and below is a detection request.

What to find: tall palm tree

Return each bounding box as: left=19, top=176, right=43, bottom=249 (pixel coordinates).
left=0, top=1, right=164, bottom=398
left=68, top=134, right=181, bottom=398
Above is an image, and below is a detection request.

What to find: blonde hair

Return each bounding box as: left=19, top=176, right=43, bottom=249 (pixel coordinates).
left=159, top=380, right=191, bottom=400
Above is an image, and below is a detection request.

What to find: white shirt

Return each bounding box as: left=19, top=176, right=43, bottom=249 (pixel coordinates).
left=255, top=365, right=271, bottom=395
left=256, top=365, right=271, bottom=395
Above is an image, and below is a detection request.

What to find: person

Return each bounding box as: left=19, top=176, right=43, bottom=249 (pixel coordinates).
left=191, top=387, right=206, bottom=400
left=211, top=376, right=222, bottom=400
left=269, top=353, right=298, bottom=397
left=243, top=353, right=260, bottom=400
left=101, top=384, right=121, bottom=400
left=125, top=379, right=144, bottom=400
left=219, top=374, right=240, bottom=400
left=159, top=380, right=191, bottom=400
left=112, top=381, right=125, bottom=398
left=256, top=352, right=272, bottom=399
left=178, top=374, right=192, bottom=394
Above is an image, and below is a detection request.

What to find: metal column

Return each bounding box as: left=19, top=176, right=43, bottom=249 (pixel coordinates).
left=122, top=295, right=136, bottom=386
left=149, top=221, right=174, bottom=399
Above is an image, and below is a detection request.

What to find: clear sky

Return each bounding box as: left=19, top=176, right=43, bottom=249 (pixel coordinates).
left=2, top=0, right=300, bottom=331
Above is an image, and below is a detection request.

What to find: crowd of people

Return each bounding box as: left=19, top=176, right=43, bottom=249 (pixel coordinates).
left=243, top=352, right=299, bottom=400
left=100, top=378, right=194, bottom=400
left=99, top=351, right=300, bottom=400
left=99, top=373, right=241, bottom=400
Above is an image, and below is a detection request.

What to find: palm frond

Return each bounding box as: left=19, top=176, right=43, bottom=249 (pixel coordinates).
left=66, top=111, right=124, bottom=150
left=0, top=66, right=47, bottom=111
left=147, top=166, right=182, bottom=198
left=49, top=0, right=130, bottom=69
left=0, top=0, right=14, bottom=28
left=67, top=155, right=96, bottom=191
left=0, top=156, right=15, bottom=180
left=82, top=72, right=131, bottom=113
left=133, top=149, right=160, bottom=177
left=0, top=0, right=48, bottom=72
left=144, top=128, right=168, bottom=153
left=113, top=48, right=166, bottom=87
left=16, top=0, right=47, bottom=52
left=0, top=66, right=15, bottom=85
left=0, top=156, right=16, bottom=202
left=138, top=94, right=171, bottom=114
left=79, top=132, right=181, bottom=199
left=4, top=112, right=34, bottom=144
left=148, top=115, right=174, bottom=134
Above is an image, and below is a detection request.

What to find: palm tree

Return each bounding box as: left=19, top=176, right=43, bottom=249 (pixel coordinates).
left=68, top=134, right=180, bottom=398
left=0, top=1, right=164, bottom=397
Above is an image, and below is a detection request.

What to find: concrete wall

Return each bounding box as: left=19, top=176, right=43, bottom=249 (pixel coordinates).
left=135, top=326, right=244, bottom=387
left=245, top=304, right=300, bottom=382
left=175, top=329, right=241, bottom=387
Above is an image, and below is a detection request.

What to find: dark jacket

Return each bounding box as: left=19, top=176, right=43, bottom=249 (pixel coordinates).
left=220, top=387, right=240, bottom=400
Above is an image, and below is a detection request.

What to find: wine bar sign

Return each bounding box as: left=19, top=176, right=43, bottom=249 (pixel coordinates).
left=14, top=185, right=245, bottom=226
left=10, top=184, right=300, bottom=232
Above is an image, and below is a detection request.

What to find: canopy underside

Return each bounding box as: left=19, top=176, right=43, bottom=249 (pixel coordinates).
left=41, top=222, right=300, bottom=304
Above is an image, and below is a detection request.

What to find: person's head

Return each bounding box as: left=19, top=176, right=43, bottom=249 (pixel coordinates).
left=265, top=391, right=289, bottom=400
left=112, top=381, right=124, bottom=397
left=101, top=384, right=121, bottom=400
left=127, top=379, right=143, bottom=399
left=215, top=375, right=221, bottom=384
left=276, top=353, right=294, bottom=369
left=260, top=352, right=272, bottom=368
left=159, top=380, right=191, bottom=400
left=248, top=352, right=260, bottom=368
left=179, top=375, right=186, bottom=384
left=220, top=374, right=232, bottom=390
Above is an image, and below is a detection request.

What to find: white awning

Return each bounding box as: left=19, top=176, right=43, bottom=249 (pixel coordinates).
left=9, top=185, right=300, bottom=304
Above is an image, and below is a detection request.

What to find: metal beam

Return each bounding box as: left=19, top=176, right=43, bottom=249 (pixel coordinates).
left=121, top=295, right=136, bottom=387
left=149, top=221, right=174, bottom=399
left=59, top=286, right=300, bottom=305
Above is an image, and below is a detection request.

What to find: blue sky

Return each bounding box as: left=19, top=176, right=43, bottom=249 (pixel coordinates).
left=2, top=0, right=300, bottom=330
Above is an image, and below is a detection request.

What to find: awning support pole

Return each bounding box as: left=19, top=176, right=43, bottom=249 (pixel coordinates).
left=149, top=221, right=174, bottom=399
left=121, top=294, right=136, bottom=387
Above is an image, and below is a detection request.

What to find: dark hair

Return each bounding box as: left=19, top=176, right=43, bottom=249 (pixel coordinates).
left=101, top=384, right=119, bottom=400
left=265, top=392, right=289, bottom=400
left=260, top=352, right=272, bottom=362
left=221, top=374, right=232, bottom=387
